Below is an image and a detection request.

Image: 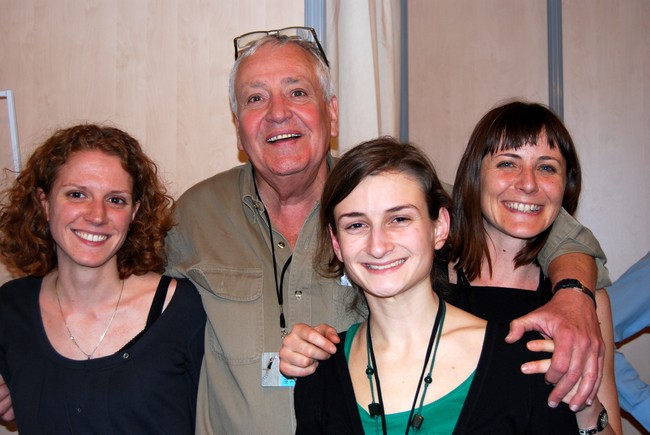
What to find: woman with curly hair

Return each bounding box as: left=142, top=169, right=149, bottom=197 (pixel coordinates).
left=0, top=124, right=205, bottom=434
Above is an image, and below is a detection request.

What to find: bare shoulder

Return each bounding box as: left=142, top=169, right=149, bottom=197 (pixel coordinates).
left=426, top=303, right=486, bottom=399
left=128, top=272, right=166, bottom=292
left=442, top=303, right=487, bottom=346
left=127, top=273, right=176, bottom=310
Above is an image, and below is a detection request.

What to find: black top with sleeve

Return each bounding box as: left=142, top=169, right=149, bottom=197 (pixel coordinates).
left=0, top=275, right=205, bottom=435
left=295, top=322, right=578, bottom=434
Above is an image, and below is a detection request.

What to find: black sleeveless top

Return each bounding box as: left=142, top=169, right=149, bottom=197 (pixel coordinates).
left=449, top=269, right=553, bottom=323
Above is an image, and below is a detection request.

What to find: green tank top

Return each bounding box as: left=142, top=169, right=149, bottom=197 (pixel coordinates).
left=344, top=322, right=474, bottom=434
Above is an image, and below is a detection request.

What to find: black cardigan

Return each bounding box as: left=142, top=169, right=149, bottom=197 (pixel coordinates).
left=295, top=322, right=578, bottom=434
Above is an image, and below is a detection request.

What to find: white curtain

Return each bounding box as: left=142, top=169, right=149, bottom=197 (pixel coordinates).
left=325, top=0, right=401, bottom=153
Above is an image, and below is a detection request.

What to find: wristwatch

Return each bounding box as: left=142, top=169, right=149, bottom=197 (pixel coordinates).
left=553, top=278, right=597, bottom=309
left=578, top=406, right=608, bottom=435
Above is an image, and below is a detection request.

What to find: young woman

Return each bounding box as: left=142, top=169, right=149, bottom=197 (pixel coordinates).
left=294, top=137, right=600, bottom=434
left=0, top=124, right=205, bottom=434
left=449, top=101, right=620, bottom=434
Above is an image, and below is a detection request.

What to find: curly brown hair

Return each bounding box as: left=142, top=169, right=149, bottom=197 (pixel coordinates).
left=0, top=124, right=175, bottom=279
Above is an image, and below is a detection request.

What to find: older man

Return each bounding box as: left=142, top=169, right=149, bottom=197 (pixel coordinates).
left=166, top=27, right=608, bottom=434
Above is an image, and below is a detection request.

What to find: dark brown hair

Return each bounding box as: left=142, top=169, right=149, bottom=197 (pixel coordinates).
left=449, top=100, right=582, bottom=281
left=0, top=124, right=175, bottom=278
left=316, top=136, right=452, bottom=295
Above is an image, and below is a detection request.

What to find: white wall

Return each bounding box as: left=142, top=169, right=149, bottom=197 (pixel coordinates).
left=565, top=3, right=650, bottom=433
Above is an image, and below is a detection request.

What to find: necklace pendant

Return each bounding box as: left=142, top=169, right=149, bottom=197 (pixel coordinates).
left=368, top=402, right=381, bottom=417
left=411, top=414, right=424, bottom=430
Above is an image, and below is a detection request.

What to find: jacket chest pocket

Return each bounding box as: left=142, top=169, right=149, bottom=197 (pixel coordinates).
left=188, top=265, right=263, bottom=363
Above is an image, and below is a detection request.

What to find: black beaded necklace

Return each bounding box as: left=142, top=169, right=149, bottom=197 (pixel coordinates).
left=365, top=300, right=446, bottom=435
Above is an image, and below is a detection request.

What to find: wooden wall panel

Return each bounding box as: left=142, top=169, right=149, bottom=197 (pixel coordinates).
left=0, top=0, right=304, bottom=198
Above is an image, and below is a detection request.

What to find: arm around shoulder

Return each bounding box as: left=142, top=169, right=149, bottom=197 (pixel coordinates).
left=540, top=209, right=611, bottom=289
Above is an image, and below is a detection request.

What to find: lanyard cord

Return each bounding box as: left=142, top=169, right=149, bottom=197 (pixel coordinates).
left=367, top=299, right=446, bottom=435
left=367, top=315, right=388, bottom=435
left=406, top=300, right=446, bottom=433
left=252, top=168, right=293, bottom=338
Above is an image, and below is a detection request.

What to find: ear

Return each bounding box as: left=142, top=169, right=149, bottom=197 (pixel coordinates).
left=328, top=224, right=344, bottom=263
left=234, top=116, right=245, bottom=152
left=37, top=188, right=50, bottom=221
left=432, top=207, right=450, bottom=250
left=131, top=201, right=141, bottom=221
left=327, top=96, right=339, bottom=138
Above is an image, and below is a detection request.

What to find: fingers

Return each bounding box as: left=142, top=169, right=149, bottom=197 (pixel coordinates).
left=279, top=356, right=319, bottom=379
left=521, top=338, right=554, bottom=375
left=0, top=379, right=13, bottom=422
left=564, top=351, right=602, bottom=412
left=278, top=323, right=339, bottom=378
left=505, top=317, right=529, bottom=343
left=313, top=324, right=341, bottom=347
left=526, top=338, right=554, bottom=353
left=521, top=339, right=584, bottom=406
left=543, top=339, right=579, bottom=408
left=521, top=357, right=551, bottom=375
left=545, top=334, right=601, bottom=410
left=521, top=358, right=583, bottom=408
left=507, top=291, right=605, bottom=410
left=0, top=395, right=13, bottom=422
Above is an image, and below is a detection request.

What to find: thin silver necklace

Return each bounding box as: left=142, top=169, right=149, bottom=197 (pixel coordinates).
left=55, top=278, right=125, bottom=360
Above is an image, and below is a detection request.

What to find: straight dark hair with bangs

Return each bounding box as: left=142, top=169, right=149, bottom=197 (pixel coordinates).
left=449, top=100, right=582, bottom=281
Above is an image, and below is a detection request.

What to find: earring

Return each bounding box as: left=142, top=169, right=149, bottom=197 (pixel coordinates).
left=339, top=272, right=352, bottom=287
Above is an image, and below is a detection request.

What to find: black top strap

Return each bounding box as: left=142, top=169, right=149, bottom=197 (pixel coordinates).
left=456, top=268, right=546, bottom=291
left=119, top=275, right=172, bottom=351
left=456, top=268, right=471, bottom=287
left=145, top=275, right=171, bottom=328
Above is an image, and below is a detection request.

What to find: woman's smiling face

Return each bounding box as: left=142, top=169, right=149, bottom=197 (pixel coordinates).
left=330, top=171, right=448, bottom=300
left=40, top=150, right=139, bottom=272
left=479, top=139, right=567, bottom=245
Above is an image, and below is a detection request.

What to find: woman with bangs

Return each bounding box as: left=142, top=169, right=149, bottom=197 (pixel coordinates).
left=448, top=100, right=620, bottom=434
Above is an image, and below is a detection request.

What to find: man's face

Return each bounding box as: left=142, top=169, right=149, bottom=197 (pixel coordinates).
left=234, top=43, right=338, bottom=181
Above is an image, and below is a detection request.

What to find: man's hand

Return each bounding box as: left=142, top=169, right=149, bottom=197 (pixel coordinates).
left=522, top=338, right=581, bottom=405
left=506, top=289, right=604, bottom=411
left=279, top=323, right=339, bottom=378
left=0, top=376, right=14, bottom=422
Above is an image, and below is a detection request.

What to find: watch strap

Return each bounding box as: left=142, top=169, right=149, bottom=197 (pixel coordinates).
left=553, top=278, right=597, bottom=309
left=578, top=405, right=608, bottom=435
